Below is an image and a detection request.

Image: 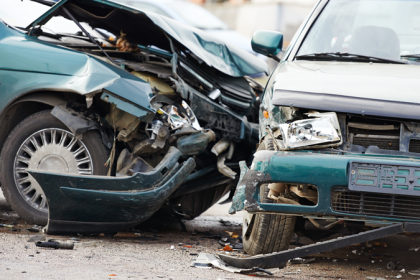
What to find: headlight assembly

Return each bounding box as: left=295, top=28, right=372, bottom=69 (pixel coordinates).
left=279, top=112, right=342, bottom=149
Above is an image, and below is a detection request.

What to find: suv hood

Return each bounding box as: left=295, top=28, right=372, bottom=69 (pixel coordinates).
left=28, top=0, right=268, bottom=77
left=272, top=61, right=420, bottom=120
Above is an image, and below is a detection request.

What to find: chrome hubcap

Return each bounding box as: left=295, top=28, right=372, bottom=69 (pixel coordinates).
left=14, top=128, right=93, bottom=213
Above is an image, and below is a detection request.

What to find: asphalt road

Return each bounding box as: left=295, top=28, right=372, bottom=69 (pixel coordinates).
left=1, top=192, right=420, bottom=280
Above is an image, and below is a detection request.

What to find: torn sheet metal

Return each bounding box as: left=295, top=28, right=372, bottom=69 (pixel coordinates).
left=192, top=253, right=277, bottom=275
left=229, top=161, right=270, bottom=214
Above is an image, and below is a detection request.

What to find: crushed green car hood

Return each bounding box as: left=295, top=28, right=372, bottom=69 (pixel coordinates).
left=29, top=0, right=268, bottom=77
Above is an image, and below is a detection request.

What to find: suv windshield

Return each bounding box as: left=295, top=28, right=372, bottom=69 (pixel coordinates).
left=297, top=0, right=420, bottom=62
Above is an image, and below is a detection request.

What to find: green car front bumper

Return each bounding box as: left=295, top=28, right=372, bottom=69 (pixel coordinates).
left=29, top=147, right=195, bottom=234
left=230, top=150, right=420, bottom=224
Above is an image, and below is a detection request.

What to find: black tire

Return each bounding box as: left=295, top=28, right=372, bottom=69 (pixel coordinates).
left=243, top=138, right=296, bottom=255
left=0, top=110, right=109, bottom=225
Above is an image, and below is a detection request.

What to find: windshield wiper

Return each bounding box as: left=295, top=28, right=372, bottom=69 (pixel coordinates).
left=296, top=52, right=407, bottom=64
left=401, top=54, right=420, bottom=59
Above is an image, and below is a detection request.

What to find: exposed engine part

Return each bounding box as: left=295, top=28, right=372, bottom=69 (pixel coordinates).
left=268, top=193, right=299, bottom=205
left=269, top=188, right=338, bottom=230
left=133, top=139, right=160, bottom=156
left=208, top=89, right=221, bottom=100
left=132, top=71, right=175, bottom=95
left=116, top=149, right=153, bottom=177
left=167, top=105, right=190, bottom=130
left=106, top=106, right=141, bottom=142
left=265, top=125, right=283, bottom=150
left=267, top=182, right=286, bottom=198
left=149, top=120, right=163, bottom=140
left=152, top=125, right=170, bottom=149
left=116, top=31, right=141, bottom=52
left=181, top=101, right=201, bottom=130
left=176, top=130, right=216, bottom=156
left=227, top=142, right=235, bottom=160
left=289, top=185, right=318, bottom=204
left=211, top=139, right=231, bottom=156
left=217, top=153, right=237, bottom=179
left=172, top=126, right=200, bottom=136
left=205, top=113, right=242, bottom=141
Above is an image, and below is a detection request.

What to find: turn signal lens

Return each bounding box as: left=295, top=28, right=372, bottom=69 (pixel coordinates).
left=263, top=110, right=269, bottom=119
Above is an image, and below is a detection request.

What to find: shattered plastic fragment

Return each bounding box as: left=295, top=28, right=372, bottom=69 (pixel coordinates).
left=289, top=257, right=316, bottom=264
left=192, top=253, right=275, bottom=275
left=408, top=269, right=420, bottom=276
left=222, top=245, right=233, bottom=251
left=0, top=224, right=14, bottom=228
left=35, top=241, right=74, bottom=249
left=27, top=235, right=46, bottom=242
left=26, top=227, right=40, bottom=232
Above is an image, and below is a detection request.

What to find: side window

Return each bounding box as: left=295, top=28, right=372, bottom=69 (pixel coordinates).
left=121, top=2, right=170, bottom=18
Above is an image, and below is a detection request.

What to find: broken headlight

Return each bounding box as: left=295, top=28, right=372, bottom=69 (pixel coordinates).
left=279, top=112, right=342, bottom=149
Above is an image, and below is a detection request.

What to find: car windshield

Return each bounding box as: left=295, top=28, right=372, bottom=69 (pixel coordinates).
left=165, top=2, right=228, bottom=30
left=297, top=0, right=420, bottom=62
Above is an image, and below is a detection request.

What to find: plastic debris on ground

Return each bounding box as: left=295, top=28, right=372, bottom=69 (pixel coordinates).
left=289, top=257, right=316, bottom=264
left=408, top=269, right=420, bottom=276
left=221, top=245, right=233, bottom=251
left=192, top=253, right=278, bottom=275
left=219, top=219, right=240, bottom=227
left=409, top=246, right=420, bottom=252
left=0, top=224, right=14, bottom=228
left=27, top=235, right=46, bottom=242
left=366, top=277, right=386, bottom=280
left=26, top=226, right=40, bottom=232
left=35, top=241, right=74, bottom=249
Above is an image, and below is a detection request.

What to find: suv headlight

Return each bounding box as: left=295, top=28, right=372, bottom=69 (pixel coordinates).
left=279, top=112, right=342, bottom=149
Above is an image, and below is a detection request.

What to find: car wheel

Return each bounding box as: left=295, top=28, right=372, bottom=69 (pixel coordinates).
left=242, top=138, right=296, bottom=255
left=0, top=110, right=109, bottom=225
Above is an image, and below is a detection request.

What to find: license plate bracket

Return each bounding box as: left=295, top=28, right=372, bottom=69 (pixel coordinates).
left=349, top=161, right=420, bottom=196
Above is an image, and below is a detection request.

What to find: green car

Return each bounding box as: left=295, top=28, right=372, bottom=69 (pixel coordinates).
left=0, top=0, right=267, bottom=234
left=231, top=0, right=420, bottom=256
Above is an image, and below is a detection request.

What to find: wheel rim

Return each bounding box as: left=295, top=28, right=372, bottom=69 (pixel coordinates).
left=13, top=128, right=93, bottom=213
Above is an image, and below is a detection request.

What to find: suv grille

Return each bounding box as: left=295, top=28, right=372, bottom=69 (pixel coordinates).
left=331, top=188, right=420, bottom=220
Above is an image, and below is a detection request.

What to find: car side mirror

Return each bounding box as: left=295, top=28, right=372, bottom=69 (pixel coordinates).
left=251, top=30, right=283, bottom=62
